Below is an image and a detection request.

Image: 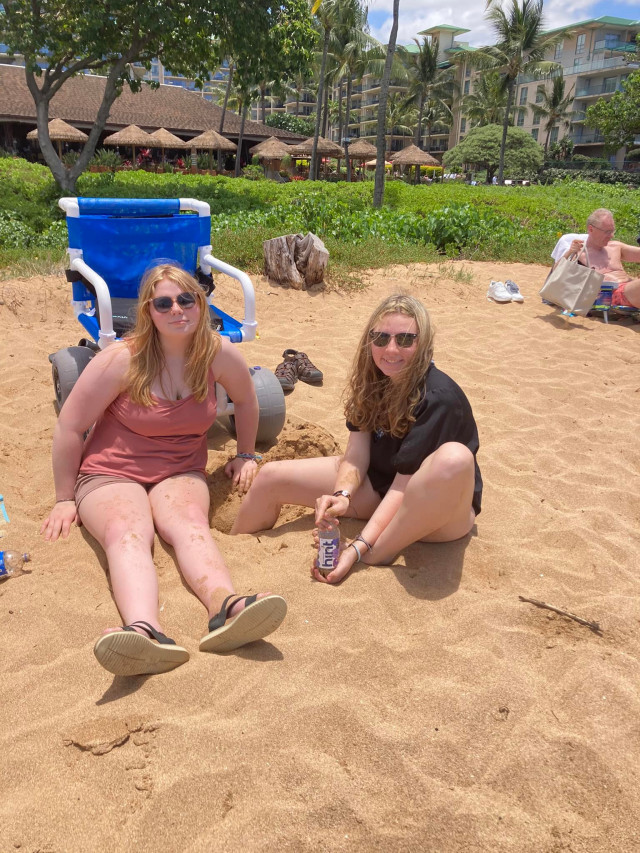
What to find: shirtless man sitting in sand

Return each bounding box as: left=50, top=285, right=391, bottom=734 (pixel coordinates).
left=554, top=208, right=640, bottom=309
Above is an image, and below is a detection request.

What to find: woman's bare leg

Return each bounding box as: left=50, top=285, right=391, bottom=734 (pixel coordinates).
left=149, top=473, right=273, bottom=621
left=366, top=443, right=477, bottom=565
left=230, top=456, right=380, bottom=535
left=79, top=483, right=160, bottom=634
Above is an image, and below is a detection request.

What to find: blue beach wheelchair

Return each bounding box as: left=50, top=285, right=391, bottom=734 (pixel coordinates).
left=49, top=197, right=286, bottom=442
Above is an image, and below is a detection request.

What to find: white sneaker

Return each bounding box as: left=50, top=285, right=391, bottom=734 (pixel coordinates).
left=504, top=279, right=524, bottom=302
left=487, top=281, right=512, bottom=303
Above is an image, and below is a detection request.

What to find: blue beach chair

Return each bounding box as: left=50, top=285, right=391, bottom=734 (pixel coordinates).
left=49, top=197, right=285, bottom=442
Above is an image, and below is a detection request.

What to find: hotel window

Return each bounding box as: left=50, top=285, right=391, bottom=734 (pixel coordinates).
left=516, top=109, right=525, bottom=127
left=535, top=87, right=544, bottom=103
left=576, top=33, right=585, bottom=54
left=550, top=126, right=559, bottom=144
left=463, top=80, right=470, bottom=95
left=554, top=41, right=564, bottom=61
left=531, top=129, right=538, bottom=141
left=519, top=86, right=528, bottom=105
left=533, top=111, right=540, bottom=126
left=603, top=76, right=617, bottom=93
left=460, top=118, right=466, bottom=134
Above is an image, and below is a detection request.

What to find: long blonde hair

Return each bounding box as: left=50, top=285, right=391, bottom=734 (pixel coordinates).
left=344, top=294, right=435, bottom=437
left=126, top=263, right=220, bottom=405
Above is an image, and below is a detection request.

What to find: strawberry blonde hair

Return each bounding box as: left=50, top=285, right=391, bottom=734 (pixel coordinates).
left=125, top=264, right=220, bottom=405
left=344, top=294, right=435, bottom=437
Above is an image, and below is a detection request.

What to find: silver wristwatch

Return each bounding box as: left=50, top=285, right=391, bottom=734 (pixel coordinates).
left=333, top=490, right=351, bottom=500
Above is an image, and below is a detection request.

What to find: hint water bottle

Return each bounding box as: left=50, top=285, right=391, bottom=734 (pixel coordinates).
left=0, top=550, right=30, bottom=579
left=317, top=523, right=340, bottom=578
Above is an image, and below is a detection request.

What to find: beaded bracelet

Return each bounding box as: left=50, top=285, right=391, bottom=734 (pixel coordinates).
left=236, top=452, right=263, bottom=461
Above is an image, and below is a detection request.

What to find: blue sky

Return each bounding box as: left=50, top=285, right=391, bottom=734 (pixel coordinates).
left=366, top=0, right=639, bottom=47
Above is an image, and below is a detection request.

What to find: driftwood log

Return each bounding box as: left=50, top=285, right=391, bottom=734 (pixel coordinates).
left=263, top=232, right=329, bottom=290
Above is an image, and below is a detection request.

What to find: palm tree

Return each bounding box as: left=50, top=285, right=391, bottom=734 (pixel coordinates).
left=461, top=70, right=510, bottom=127
left=309, top=0, right=342, bottom=180
left=385, top=92, right=417, bottom=155
left=374, top=0, right=400, bottom=207
left=330, top=2, right=380, bottom=179
left=468, top=0, right=569, bottom=183
left=530, top=74, right=575, bottom=151
left=420, top=98, right=453, bottom=154
left=399, top=37, right=457, bottom=150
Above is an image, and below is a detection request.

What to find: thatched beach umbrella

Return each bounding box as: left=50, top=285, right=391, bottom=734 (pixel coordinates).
left=346, top=139, right=378, bottom=160
left=103, top=124, right=156, bottom=166
left=288, top=136, right=344, bottom=159
left=188, top=129, right=236, bottom=170
left=249, top=136, right=292, bottom=159
left=148, top=128, right=187, bottom=165
left=391, top=144, right=441, bottom=184
left=249, top=136, right=293, bottom=181
left=27, top=118, right=88, bottom=160
left=344, top=139, right=378, bottom=180
left=288, top=136, right=345, bottom=178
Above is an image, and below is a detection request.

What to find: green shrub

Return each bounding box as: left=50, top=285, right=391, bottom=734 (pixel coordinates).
left=90, top=149, right=123, bottom=168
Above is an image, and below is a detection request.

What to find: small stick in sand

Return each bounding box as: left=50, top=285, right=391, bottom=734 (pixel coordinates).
left=518, top=596, right=602, bottom=633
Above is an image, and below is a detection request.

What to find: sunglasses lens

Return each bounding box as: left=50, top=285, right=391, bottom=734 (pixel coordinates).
left=369, top=331, right=391, bottom=347
left=396, top=333, right=417, bottom=348
left=152, top=297, right=173, bottom=312
left=369, top=331, right=417, bottom=347
left=177, top=292, right=196, bottom=308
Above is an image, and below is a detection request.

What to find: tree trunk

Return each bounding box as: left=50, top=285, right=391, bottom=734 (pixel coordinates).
left=25, top=57, right=130, bottom=193
left=263, top=232, right=328, bottom=289
left=260, top=84, right=267, bottom=124
left=498, top=79, right=514, bottom=185
left=374, top=0, right=400, bottom=208
left=322, top=81, right=329, bottom=139
left=310, top=27, right=330, bottom=181
left=234, top=101, right=248, bottom=178
left=415, top=94, right=424, bottom=147
left=345, top=76, right=353, bottom=182
left=218, top=62, right=234, bottom=171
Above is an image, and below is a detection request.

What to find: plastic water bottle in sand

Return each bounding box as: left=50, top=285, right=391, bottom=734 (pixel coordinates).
left=0, top=550, right=30, bottom=579
left=317, top=524, right=340, bottom=578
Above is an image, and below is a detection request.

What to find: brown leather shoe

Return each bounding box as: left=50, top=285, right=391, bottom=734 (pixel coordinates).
left=274, top=349, right=299, bottom=393
left=294, top=351, right=323, bottom=384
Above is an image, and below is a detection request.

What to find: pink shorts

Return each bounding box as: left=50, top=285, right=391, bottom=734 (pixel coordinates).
left=611, top=283, right=634, bottom=308
left=74, top=471, right=206, bottom=508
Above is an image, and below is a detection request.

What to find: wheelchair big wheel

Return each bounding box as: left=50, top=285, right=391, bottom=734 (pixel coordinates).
left=222, top=367, right=286, bottom=445
left=49, top=346, right=96, bottom=410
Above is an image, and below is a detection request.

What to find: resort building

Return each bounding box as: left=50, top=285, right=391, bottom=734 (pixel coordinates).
left=2, top=13, right=638, bottom=165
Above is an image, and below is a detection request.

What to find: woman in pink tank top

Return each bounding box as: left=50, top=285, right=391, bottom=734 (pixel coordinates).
left=41, top=263, right=286, bottom=676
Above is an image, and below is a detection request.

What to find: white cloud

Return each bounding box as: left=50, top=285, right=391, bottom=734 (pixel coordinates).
left=366, top=0, right=634, bottom=48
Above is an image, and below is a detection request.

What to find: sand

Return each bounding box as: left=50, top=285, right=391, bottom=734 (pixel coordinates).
left=1, top=261, right=639, bottom=852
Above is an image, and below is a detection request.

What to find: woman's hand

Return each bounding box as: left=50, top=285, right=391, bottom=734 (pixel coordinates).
left=225, top=457, right=259, bottom=495
left=311, top=538, right=359, bottom=585
left=40, top=500, right=80, bottom=542
left=315, top=493, right=350, bottom=529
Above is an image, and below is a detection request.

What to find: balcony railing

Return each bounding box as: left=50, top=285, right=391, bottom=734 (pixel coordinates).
left=571, top=130, right=604, bottom=145
left=575, top=82, right=624, bottom=97
left=517, top=54, right=637, bottom=84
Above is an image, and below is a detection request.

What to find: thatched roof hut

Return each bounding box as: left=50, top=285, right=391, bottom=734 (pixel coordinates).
left=27, top=118, right=88, bottom=159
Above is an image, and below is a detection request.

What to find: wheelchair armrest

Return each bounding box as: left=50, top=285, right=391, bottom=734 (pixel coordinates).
left=201, top=250, right=257, bottom=342
left=69, top=255, right=117, bottom=348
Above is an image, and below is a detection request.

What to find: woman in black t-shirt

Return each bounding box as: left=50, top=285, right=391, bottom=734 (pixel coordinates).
left=232, top=294, right=482, bottom=583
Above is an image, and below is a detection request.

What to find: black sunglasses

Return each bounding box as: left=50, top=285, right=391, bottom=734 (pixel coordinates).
left=368, top=330, right=418, bottom=348
left=150, top=291, right=197, bottom=313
